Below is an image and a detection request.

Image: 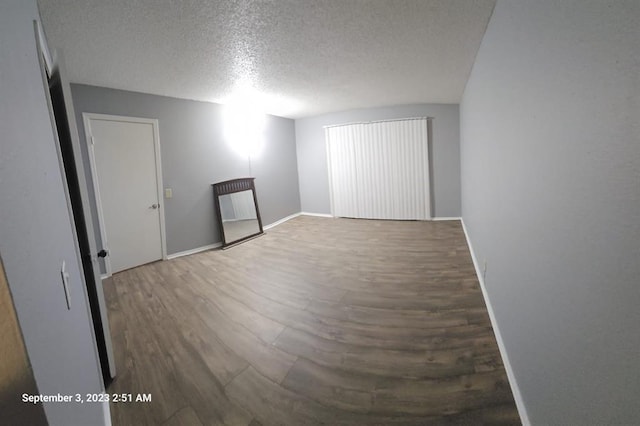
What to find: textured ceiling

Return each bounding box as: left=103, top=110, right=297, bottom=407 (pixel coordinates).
left=38, top=0, right=495, bottom=119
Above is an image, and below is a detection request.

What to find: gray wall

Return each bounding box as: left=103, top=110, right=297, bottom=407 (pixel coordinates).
left=295, top=104, right=461, bottom=217
left=460, top=0, right=639, bottom=424
left=0, top=1, right=106, bottom=424
left=71, top=85, right=301, bottom=256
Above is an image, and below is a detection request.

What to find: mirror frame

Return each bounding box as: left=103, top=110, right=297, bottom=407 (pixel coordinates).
left=212, top=177, right=264, bottom=248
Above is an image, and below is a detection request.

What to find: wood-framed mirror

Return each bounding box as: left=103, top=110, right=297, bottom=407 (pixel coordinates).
left=212, top=178, right=264, bottom=248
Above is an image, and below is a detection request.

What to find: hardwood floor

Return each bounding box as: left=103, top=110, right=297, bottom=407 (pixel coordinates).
left=103, top=216, right=520, bottom=425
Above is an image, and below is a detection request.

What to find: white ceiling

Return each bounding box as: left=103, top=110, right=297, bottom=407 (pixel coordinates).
left=38, top=0, right=495, bottom=119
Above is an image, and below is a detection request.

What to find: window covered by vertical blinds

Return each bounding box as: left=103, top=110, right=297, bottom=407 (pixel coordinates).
left=325, top=118, right=431, bottom=220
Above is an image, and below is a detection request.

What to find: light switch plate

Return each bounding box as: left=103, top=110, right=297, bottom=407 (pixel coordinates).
left=165, top=188, right=172, bottom=199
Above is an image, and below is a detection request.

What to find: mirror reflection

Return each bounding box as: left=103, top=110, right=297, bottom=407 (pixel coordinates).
left=219, top=190, right=260, bottom=243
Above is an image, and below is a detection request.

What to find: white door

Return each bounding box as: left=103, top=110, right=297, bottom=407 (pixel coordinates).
left=86, top=115, right=165, bottom=274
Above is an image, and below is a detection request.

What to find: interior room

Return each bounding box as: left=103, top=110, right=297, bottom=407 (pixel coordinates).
left=1, top=0, right=638, bottom=425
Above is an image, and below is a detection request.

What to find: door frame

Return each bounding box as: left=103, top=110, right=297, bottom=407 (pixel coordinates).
left=44, top=48, right=117, bottom=382
left=83, top=113, right=167, bottom=277
left=35, top=21, right=115, bottom=396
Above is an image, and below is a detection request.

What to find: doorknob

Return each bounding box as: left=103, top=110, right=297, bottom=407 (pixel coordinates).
left=149, top=203, right=159, bottom=209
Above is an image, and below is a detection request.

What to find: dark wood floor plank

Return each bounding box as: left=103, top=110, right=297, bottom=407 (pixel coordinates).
left=179, top=269, right=287, bottom=343
left=373, top=369, right=516, bottom=416
left=193, top=297, right=297, bottom=384
left=109, top=270, right=187, bottom=425
left=281, top=356, right=515, bottom=418
left=206, top=268, right=498, bottom=352
left=104, top=216, right=519, bottom=425
left=161, top=272, right=298, bottom=384
left=136, top=266, right=250, bottom=387
left=281, top=357, right=376, bottom=413
left=108, top=268, right=254, bottom=425
left=226, top=366, right=319, bottom=426
left=339, top=289, right=487, bottom=311
left=273, top=326, right=502, bottom=380
left=162, top=406, right=203, bottom=426
left=226, top=366, right=440, bottom=426
left=160, top=335, right=252, bottom=426
left=306, top=299, right=471, bottom=328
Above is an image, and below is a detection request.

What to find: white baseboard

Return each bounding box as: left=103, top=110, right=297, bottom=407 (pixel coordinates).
left=119, top=213, right=301, bottom=263
left=166, top=243, right=221, bottom=260
left=301, top=213, right=461, bottom=221
left=460, top=219, right=530, bottom=426
left=300, top=212, right=333, bottom=218
left=169, top=213, right=302, bottom=257
left=102, top=399, right=112, bottom=426
left=264, top=212, right=302, bottom=230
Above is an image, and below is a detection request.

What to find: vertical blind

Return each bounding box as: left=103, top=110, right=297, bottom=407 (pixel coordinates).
left=229, top=192, right=257, bottom=220
left=325, top=118, right=431, bottom=220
